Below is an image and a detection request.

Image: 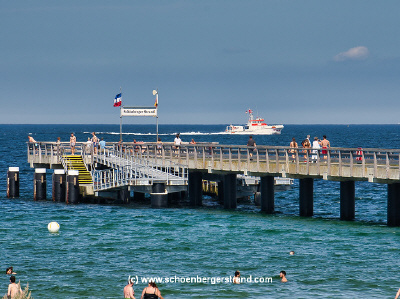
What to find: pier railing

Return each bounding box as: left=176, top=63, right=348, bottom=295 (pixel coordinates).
left=28, top=142, right=400, bottom=183
left=92, top=147, right=188, bottom=191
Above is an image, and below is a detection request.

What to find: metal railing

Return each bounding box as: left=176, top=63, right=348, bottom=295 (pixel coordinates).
left=92, top=146, right=188, bottom=191
left=28, top=142, right=400, bottom=183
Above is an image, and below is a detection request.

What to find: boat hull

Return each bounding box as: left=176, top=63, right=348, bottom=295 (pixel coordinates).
left=225, top=124, right=284, bottom=135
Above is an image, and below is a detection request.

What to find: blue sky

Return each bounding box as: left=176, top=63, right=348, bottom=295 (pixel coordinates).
left=2, top=1, right=400, bottom=124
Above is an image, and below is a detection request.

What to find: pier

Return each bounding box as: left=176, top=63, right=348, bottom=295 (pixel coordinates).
left=26, top=141, right=400, bottom=226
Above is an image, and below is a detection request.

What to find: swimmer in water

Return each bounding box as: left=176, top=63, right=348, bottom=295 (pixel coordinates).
left=123, top=277, right=135, bottom=299
left=289, top=251, right=295, bottom=255
left=280, top=271, right=287, bottom=283
left=6, top=267, right=16, bottom=275
left=141, top=281, right=164, bottom=299
left=233, top=270, right=241, bottom=284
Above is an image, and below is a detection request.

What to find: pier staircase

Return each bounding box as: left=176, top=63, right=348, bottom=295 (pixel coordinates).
left=61, top=155, right=93, bottom=185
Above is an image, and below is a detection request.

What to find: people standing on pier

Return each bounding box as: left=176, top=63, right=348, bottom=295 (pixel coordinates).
left=99, top=137, right=106, bottom=150
left=311, top=137, right=320, bottom=161
left=140, top=281, right=164, bottom=299
left=123, top=277, right=136, bottom=299
left=7, top=275, right=22, bottom=298
left=302, top=138, right=311, bottom=161
left=157, top=137, right=163, bottom=155
left=174, top=133, right=182, bottom=155
left=86, top=137, right=91, bottom=153
left=70, top=133, right=76, bottom=155
left=247, top=135, right=256, bottom=159
left=91, top=132, right=99, bottom=154
left=289, top=138, right=298, bottom=160
left=320, top=135, right=330, bottom=159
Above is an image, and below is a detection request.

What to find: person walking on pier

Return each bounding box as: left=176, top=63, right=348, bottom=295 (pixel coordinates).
left=247, top=135, right=256, bottom=159
left=70, top=133, right=76, bottom=155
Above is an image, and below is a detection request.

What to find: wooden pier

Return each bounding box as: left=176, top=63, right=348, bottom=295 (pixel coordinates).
left=27, top=141, right=400, bottom=226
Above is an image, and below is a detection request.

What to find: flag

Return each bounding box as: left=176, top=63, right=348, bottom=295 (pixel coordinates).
left=154, top=93, right=158, bottom=108
left=114, top=93, right=122, bottom=107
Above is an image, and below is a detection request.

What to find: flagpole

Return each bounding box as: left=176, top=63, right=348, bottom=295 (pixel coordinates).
left=119, top=87, right=122, bottom=142
left=153, top=89, right=159, bottom=142
left=156, top=90, right=159, bottom=142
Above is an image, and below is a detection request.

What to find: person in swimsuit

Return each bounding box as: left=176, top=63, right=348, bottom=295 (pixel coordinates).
left=123, top=277, right=135, bottom=299
left=289, top=137, right=298, bottom=160
left=140, top=281, right=164, bottom=299
left=70, top=133, right=76, bottom=155
left=7, top=275, right=22, bottom=298
left=320, top=135, right=330, bottom=159
left=6, top=267, right=16, bottom=275
left=280, top=270, right=287, bottom=282
left=233, top=270, right=241, bottom=284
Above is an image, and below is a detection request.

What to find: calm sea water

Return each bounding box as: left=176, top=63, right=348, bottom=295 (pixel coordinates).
left=1, top=124, right=400, bottom=298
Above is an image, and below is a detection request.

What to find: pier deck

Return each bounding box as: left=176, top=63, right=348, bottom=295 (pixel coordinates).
left=27, top=141, right=400, bottom=225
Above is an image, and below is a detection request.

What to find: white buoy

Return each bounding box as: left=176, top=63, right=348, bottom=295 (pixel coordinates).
left=48, top=222, right=60, bottom=233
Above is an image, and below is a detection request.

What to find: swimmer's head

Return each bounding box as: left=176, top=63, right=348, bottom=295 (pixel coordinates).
left=10, top=276, right=16, bottom=283
left=6, top=267, right=13, bottom=275
left=128, top=277, right=134, bottom=284
left=280, top=271, right=286, bottom=277
left=235, top=270, right=240, bottom=277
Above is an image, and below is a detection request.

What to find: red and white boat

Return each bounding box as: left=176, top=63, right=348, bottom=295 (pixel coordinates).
left=225, top=109, right=284, bottom=135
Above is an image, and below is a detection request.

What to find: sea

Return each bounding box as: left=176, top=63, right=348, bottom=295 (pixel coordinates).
left=1, top=124, right=400, bottom=298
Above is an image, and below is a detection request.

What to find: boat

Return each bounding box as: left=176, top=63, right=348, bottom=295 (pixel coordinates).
left=225, top=109, right=284, bottom=135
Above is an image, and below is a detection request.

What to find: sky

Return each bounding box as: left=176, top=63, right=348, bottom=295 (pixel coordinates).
left=2, top=1, right=400, bottom=125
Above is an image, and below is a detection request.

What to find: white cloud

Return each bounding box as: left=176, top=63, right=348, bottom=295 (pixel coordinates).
left=333, top=46, right=370, bottom=62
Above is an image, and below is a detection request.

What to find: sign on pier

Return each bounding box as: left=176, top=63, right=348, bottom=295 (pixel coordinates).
left=121, top=107, right=157, bottom=117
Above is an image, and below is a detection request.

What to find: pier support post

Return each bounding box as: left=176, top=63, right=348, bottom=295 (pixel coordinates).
left=189, top=171, right=203, bottom=207
left=52, top=169, right=66, bottom=202
left=66, top=170, right=79, bottom=204
left=299, top=178, right=313, bottom=217
left=117, top=187, right=130, bottom=204
left=34, top=168, right=47, bottom=201
left=133, top=191, right=145, bottom=202
left=260, top=176, right=275, bottom=214
left=7, top=167, right=19, bottom=198
left=223, top=173, right=237, bottom=209
left=387, top=183, right=400, bottom=227
left=340, top=181, right=355, bottom=221
left=151, top=182, right=168, bottom=208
